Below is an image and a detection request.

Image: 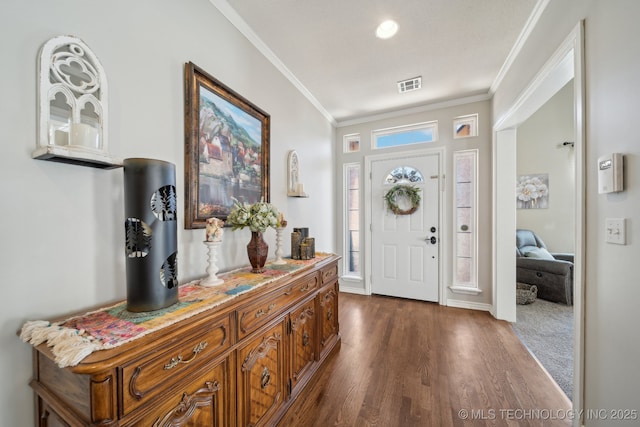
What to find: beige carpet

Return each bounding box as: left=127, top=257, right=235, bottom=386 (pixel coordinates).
left=512, top=298, right=573, bottom=400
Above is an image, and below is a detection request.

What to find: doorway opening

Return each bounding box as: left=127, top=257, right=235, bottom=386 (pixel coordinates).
left=512, top=80, right=575, bottom=400
left=493, top=22, right=585, bottom=414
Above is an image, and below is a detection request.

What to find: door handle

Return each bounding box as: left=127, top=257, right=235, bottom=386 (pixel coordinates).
left=424, top=236, right=437, bottom=244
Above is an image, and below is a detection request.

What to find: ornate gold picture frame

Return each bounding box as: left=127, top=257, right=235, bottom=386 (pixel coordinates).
left=184, top=62, right=270, bottom=228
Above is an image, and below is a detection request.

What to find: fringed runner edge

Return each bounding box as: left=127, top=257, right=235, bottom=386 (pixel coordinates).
left=20, top=253, right=332, bottom=368
left=20, top=320, right=101, bottom=367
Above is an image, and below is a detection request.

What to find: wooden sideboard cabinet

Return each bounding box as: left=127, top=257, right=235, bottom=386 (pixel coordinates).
left=29, top=255, right=340, bottom=427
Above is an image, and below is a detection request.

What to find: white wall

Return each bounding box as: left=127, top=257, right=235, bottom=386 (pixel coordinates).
left=517, top=81, right=575, bottom=253
left=336, top=99, right=494, bottom=307
left=0, top=1, right=334, bottom=425
left=493, top=0, right=640, bottom=424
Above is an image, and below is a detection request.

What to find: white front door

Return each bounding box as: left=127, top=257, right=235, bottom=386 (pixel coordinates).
left=370, top=151, right=441, bottom=302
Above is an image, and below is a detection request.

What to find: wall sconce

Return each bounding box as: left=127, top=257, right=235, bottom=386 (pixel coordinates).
left=287, top=150, right=308, bottom=197
left=33, top=35, right=121, bottom=169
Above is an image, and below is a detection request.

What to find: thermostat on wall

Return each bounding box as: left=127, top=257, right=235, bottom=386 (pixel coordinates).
left=598, top=153, right=623, bottom=194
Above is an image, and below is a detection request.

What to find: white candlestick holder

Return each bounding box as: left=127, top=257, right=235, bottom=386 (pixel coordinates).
left=201, top=241, right=224, bottom=286
left=273, top=227, right=287, bottom=265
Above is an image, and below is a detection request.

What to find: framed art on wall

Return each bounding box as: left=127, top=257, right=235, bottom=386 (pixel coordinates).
left=453, top=114, right=478, bottom=139
left=516, top=173, right=549, bottom=209
left=184, top=62, right=270, bottom=229
left=343, top=133, right=360, bottom=153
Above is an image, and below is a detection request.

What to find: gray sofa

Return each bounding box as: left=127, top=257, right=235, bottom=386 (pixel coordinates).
left=516, top=229, right=574, bottom=305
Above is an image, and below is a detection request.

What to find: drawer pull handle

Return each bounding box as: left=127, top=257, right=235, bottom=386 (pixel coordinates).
left=261, top=367, right=271, bottom=389
left=300, top=284, right=310, bottom=292
left=327, top=308, right=333, bottom=321
left=324, top=268, right=337, bottom=280
left=255, top=304, right=277, bottom=319
left=164, top=341, right=208, bottom=370
left=302, top=331, right=309, bottom=347
left=284, top=287, right=294, bottom=295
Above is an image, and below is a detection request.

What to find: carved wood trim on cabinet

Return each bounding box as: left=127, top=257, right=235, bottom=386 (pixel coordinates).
left=237, top=322, right=286, bottom=427
left=319, top=279, right=340, bottom=360
left=290, top=300, right=316, bottom=386
left=29, top=255, right=341, bottom=427
left=152, top=381, right=220, bottom=427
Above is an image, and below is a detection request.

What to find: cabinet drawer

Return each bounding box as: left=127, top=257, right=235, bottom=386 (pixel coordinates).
left=121, top=315, right=231, bottom=415
left=126, top=356, right=231, bottom=427
left=321, top=263, right=338, bottom=284
left=237, top=274, right=319, bottom=339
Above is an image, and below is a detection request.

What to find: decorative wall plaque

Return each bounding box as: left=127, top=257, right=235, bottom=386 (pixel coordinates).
left=34, top=35, right=121, bottom=168
left=287, top=150, right=308, bottom=197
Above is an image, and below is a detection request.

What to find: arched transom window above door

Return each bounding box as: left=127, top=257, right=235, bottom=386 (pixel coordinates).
left=384, top=166, right=424, bottom=184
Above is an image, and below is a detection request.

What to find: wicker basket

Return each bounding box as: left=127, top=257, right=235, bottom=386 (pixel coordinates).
left=516, top=282, right=538, bottom=305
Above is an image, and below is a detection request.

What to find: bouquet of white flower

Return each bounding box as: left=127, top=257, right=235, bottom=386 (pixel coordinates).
left=227, top=199, right=279, bottom=233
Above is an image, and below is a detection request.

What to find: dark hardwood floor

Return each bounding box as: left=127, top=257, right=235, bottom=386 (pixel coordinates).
left=278, top=293, right=571, bottom=427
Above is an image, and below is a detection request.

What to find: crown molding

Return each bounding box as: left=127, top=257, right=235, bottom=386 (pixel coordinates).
left=336, top=93, right=491, bottom=128
left=489, top=0, right=551, bottom=95
left=209, top=0, right=337, bottom=126
left=211, top=0, right=547, bottom=129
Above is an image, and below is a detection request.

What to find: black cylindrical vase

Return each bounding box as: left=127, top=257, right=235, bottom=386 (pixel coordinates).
left=123, top=158, right=178, bottom=312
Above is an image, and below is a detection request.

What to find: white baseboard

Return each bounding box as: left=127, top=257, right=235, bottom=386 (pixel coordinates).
left=339, top=285, right=367, bottom=295
left=446, top=299, right=492, bottom=312
left=338, top=287, right=493, bottom=311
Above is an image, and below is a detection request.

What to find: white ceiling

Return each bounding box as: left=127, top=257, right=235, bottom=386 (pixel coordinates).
left=213, top=0, right=540, bottom=125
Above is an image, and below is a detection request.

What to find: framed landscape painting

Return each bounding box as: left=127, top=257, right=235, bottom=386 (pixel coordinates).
left=184, top=62, right=270, bottom=229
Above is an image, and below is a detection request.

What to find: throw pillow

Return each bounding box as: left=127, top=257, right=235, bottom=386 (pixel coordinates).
left=523, top=247, right=555, bottom=260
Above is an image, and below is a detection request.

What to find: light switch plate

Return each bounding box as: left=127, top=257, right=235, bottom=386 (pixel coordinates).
left=605, top=218, right=626, bottom=245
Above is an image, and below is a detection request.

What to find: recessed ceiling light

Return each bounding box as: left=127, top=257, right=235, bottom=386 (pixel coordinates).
left=376, top=20, right=398, bottom=39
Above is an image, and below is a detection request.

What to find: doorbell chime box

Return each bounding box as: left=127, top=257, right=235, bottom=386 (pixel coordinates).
left=598, top=153, right=623, bottom=194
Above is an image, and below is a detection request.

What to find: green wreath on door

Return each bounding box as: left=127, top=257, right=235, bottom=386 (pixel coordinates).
left=384, top=184, right=421, bottom=215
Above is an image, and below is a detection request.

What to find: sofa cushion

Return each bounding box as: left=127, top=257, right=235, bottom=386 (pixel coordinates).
left=516, top=229, right=547, bottom=249
left=523, top=247, right=555, bottom=260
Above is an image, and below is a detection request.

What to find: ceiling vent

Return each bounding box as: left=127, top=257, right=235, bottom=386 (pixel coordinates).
left=397, top=76, right=422, bottom=93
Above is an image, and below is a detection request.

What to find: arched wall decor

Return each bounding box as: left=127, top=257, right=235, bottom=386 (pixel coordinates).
left=33, top=35, right=121, bottom=168
left=287, top=150, right=308, bottom=197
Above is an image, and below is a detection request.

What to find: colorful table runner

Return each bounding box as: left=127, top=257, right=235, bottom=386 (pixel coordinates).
left=20, top=254, right=331, bottom=368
